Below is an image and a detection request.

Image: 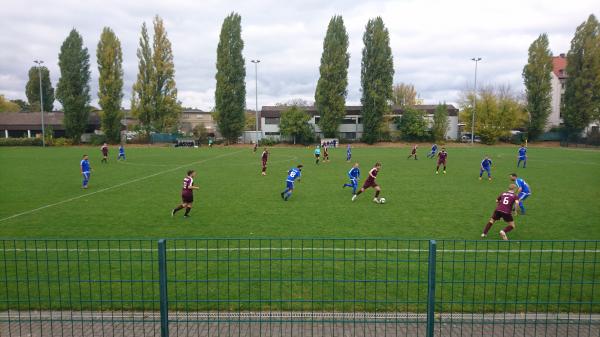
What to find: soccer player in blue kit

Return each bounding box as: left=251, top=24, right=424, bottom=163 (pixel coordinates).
left=117, top=145, right=126, bottom=160
left=427, top=144, right=438, bottom=158
left=80, top=154, right=92, bottom=189
left=517, top=144, right=527, bottom=168
left=346, top=144, right=352, bottom=162
left=281, top=165, right=303, bottom=201
left=479, top=156, right=493, bottom=181
left=343, top=163, right=360, bottom=195
left=510, top=173, right=531, bottom=214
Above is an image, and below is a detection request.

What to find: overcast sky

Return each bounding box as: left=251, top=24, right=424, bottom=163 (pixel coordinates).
left=0, top=0, right=597, bottom=111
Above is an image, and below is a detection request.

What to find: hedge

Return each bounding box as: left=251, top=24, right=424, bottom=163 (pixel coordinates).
left=0, top=138, right=43, bottom=146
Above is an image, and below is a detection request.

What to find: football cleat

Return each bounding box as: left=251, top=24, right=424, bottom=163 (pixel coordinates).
left=499, top=230, right=508, bottom=241
left=352, top=194, right=358, bottom=202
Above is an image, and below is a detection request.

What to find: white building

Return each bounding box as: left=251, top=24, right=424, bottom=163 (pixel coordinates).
left=260, top=105, right=460, bottom=141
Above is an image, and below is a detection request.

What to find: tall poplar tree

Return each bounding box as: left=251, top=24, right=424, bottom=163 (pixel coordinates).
left=215, top=12, right=246, bottom=144
left=562, top=14, right=600, bottom=136
left=522, top=33, right=553, bottom=140
left=97, top=27, right=123, bottom=143
left=360, top=17, right=394, bottom=144
left=56, top=29, right=91, bottom=142
left=315, top=15, right=349, bottom=138
left=25, top=66, right=54, bottom=112
left=131, top=22, right=154, bottom=132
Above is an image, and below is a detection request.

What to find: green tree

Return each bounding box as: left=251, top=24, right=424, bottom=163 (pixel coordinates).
left=0, top=95, right=21, bottom=112
left=131, top=22, right=154, bottom=133
left=392, top=83, right=419, bottom=106
left=360, top=17, right=394, bottom=144
left=315, top=15, right=349, bottom=138
left=151, top=15, right=181, bottom=131
left=97, top=27, right=124, bottom=143
left=432, top=103, right=449, bottom=141
left=562, top=14, right=600, bottom=137
left=460, top=86, right=527, bottom=144
left=56, top=29, right=91, bottom=142
left=192, top=122, right=210, bottom=143
left=279, top=105, right=315, bottom=145
left=10, top=99, right=29, bottom=112
left=522, top=33, right=553, bottom=140
left=396, top=107, right=428, bottom=141
left=25, top=66, right=54, bottom=112
left=215, top=12, right=246, bottom=144
left=245, top=112, right=256, bottom=131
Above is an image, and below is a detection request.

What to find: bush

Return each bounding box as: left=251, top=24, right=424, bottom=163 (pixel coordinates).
left=0, top=137, right=43, bottom=146
left=258, top=138, right=279, bottom=146
left=90, top=134, right=107, bottom=146
left=53, top=138, right=73, bottom=146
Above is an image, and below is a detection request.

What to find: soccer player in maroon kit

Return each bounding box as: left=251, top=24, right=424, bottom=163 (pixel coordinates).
left=481, top=184, right=521, bottom=240
left=253, top=142, right=258, bottom=153
left=407, top=144, right=418, bottom=160
left=352, top=162, right=382, bottom=203
left=171, top=170, right=199, bottom=218
left=261, top=148, right=269, bottom=176
left=101, top=143, right=109, bottom=163
left=323, top=146, right=330, bottom=162
left=436, top=148, right=448, bottom=174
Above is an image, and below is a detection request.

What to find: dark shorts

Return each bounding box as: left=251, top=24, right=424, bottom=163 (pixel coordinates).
left=411, top=150, right=416, bottom=154
left=182, top=191, right=194, bottom=203
left=438, top=160, right=446, bottom=165
left=315, top=154, right=320, bottom=158
left=362, top=180, right=378, bottom=190
left=492, top=210, right=513, bottom=222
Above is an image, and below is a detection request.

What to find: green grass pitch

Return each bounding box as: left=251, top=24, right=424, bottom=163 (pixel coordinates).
left=0, top=145, right=599, bottom=239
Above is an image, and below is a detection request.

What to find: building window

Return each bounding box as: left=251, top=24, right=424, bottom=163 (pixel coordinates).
left=342, top=118, right=356, bottom=124
left=340, top=132, right=357, bottom=140
left=265, top=132, right=280, bottom=136
left=314, top=117, right=320, bottom=124
left=265, top=117, right=280, bottom=125
left=358, top=118, right=363, bottom=124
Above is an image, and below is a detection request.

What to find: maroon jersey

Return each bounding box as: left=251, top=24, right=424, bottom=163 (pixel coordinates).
left=261, top=151, right=268, bottom=162
left=495, top=191, right=518, bottom=214
left=101, top=145, right=108, bottom=155
left=366, top=168, right=378, bottom=184
left=411, top=146, right=417, bottom=154
left=182, top=176, right=194, bottom=191
left=438, top=151, right=448, bottom=162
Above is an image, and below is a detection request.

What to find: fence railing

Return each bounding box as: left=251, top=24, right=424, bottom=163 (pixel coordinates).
left=1, top=239, right=599, bottom=337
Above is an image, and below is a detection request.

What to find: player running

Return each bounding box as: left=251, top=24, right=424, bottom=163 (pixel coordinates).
left=352, top=162, right=382, bottom=203
left=171, top=170, right=199, bottom=218
left=117, top=145, right=126, bottom=160
left=80, top=154, right=92, bottom=189
left=261, top=148, right=269, bottom=176
left=407, top=144, right=418, bottom=160
left=253, top=142, right=258, bottom=153
left=427, top=144, right=438, bottom=159
left=436, top=148, right=448, bottom=174
left=281, top=165, right=303, bottom=201
left=517, top=144, right=527, bottom=168
left=510, top=173, right=531, bottom=214
left=101, top=143, right=109, bottom=163
left=481, top=184, right=520, bottom=240
left=346, top=144, right=352, bottom=162
left=314, top=146, right=321, bottom=165
left=323, top=146, right=330, bottom=162
left=479, top=156, right=493, bottom=181
left=343, top=163, right=360, bottom=195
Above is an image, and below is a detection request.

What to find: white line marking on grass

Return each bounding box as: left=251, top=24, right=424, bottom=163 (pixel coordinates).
left=0, top=150, right=244, bottom=223
left=7, top=248, right=600, bottom=253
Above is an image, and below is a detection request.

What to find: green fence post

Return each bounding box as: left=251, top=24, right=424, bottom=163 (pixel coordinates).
left=426, top=239, right=437, bottom=337
left=158, top=239, right=169, bottom=337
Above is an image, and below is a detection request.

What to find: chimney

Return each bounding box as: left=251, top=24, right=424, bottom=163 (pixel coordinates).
left=560, top=53, right=566, bottom=58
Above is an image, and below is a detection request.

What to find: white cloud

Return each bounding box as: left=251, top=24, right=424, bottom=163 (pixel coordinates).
left=0, top=0, right=597, bottom=110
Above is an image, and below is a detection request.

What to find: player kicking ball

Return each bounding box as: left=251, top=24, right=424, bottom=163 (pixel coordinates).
left=481, top=184, right=520, bottom=240
left=281, top=165, right=303, bottom=201
left=352, top=162, right=383, bottom=203
left=172, top=170, right=199, bottom=218
left=436, top=148, right=448, bottom=174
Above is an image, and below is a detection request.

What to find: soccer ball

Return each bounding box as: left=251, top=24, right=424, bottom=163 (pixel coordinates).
left=379, top=198, right=386, bottom=204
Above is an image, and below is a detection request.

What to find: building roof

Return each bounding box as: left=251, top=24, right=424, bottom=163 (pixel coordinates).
left=0, top=112, right=100, bottom=130
left=181, top=108, right=211, bottom=115
left=552, top=54, right=568, bottom=79
left=260, top=104, right=459, bottom=118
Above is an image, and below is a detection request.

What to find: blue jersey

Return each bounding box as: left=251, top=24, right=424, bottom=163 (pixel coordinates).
left=481, top=158, right=492, bottom=168
left=348, top=167, right=360, bottom=180
left=286, top=168, right=301, bottom=182
left=518, top=147, right=527, bottom=158
left=80, top=159, right=90, bottom=172
left=347, top=146, right=351, bottom=154
left=314, top=148, right=321, bottom=155
left=515, top=178, right=530, bottom=193
left=119, top=146, right=125, bottom=154
left=431, top=145, right=438, bottom=152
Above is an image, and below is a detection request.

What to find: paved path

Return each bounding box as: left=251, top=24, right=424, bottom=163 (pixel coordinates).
left=2, top=311, right=599, bottom=336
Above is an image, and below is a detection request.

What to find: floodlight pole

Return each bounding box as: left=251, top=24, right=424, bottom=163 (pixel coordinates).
left=34, top=60, right=45, bottom=147
left=471, top=57, right=482, bottom=144
left=251, top=59, right=261, bottom=143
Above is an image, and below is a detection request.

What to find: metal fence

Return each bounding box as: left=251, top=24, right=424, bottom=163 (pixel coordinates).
left=1, top=239, right=599, bottom=337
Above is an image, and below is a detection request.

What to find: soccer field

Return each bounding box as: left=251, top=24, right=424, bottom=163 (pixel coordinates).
left=1, top=144, right=599, bottom=240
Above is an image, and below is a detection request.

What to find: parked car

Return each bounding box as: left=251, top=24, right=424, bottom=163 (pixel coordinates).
left=460, top=133, right=481, bottom=143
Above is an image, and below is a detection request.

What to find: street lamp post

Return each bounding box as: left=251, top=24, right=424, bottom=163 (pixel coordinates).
left=251, top=59, right=261, bottom=143
left=34, top=60, right=45, bottom=147
left=470, top=57, right=482, bottom=144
